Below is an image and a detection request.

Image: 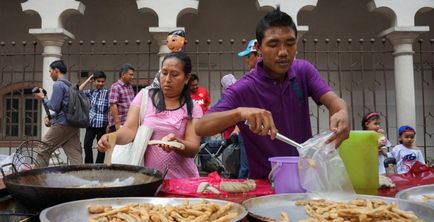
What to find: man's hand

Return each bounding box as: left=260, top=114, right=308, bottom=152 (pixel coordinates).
left=87, top=74, right=94, bottom=83
left=326, top=109, right=349, bottom=146
left=44, top=116, right=51, bottom=127
left=33, top=88, right=45, bottom=100
left=115, top=123, right=121, bottom=130
left=239, top=107, right=278, bottom=139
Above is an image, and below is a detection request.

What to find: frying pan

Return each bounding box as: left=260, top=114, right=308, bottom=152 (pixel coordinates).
left=1, top=164, right=166, bottom=210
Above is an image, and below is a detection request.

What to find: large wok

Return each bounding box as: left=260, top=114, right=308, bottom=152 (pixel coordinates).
left=1, top=164, right=166, bottom=210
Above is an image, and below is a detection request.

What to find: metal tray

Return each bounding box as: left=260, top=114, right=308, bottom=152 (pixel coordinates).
left=40, top=197, right=247, bottom=222
left=396, top=184, right=434, bottom=208
left=242, top=193, right=434, bottom=221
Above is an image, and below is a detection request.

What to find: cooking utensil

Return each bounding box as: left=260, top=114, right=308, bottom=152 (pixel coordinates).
left=275, top=133, right=304, bottom=149
left=242, top=193, right=434, bottom=221
left=40, top=197, right=248, bottom=222
left=395, top=184, right=434, bottom=208
left=1, top=164, right=165, bottom=210
left=244, top=121, right=304, bottom=150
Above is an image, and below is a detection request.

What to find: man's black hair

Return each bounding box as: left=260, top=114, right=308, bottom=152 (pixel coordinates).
left=49, top=60, right=67, bottom=74
left=119, top=63, right=135, bottom=77
left=191, top=73, right=199, bottom=82
left=93, top=70, right=106, bottom=80
left=256, top=6, right=298, bottom=46
left=151, top=52, right=194, bottom=118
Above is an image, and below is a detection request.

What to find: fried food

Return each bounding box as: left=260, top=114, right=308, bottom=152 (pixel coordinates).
left=293, top=198, right=423, bottom=222
left=421, top=194, right=434, bottom=202
left=220, top=180, right=256, bottom=193
left=87, top=200, right=240, bottom=222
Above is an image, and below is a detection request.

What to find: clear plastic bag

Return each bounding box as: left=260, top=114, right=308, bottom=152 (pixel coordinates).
left=298, top=130, right=354, bottom=195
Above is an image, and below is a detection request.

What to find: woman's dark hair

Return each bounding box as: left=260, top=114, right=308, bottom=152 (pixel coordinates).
left=151, top=52, right=194, bottom=118
left=93, top=70, right=106, bottom=79
left=361, top=112, right=380, bottom=130
left=49, top=60, right=67, bottom=74
left=256, top=6, right=297, bottom=46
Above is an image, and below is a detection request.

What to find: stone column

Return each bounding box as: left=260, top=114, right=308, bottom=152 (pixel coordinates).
left=380, top=27, right=428, bottom=127
left=30, top=29, right=74, bottom=137
left=22, top=0, right=85, bottom=139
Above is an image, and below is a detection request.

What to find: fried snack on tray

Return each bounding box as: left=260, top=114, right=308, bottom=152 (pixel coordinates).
left=220, top=179, right=256, bottom=193
left=289, top=198, right=424, bottom=222
left=421, top=194, right=434, bottom=202
left=87, top=200, right=240, bottom=222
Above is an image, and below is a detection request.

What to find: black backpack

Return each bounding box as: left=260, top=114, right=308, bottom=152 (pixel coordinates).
left=59, top=79, right=90, bottom=128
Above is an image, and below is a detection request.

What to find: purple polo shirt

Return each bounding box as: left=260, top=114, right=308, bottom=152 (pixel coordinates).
left=208, top=59, right=331, bottom=179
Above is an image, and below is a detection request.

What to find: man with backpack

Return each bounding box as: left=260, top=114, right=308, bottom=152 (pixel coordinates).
left=33, top=60, right=83, bottom=167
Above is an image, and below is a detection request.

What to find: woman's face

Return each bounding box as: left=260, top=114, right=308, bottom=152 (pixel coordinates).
left=160, top=57, right=189, bottom=98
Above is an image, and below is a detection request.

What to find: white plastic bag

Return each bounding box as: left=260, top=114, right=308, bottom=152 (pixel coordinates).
left=105, top=88, right=153, bottom=166
left=111, top=126, right=153, bottom=166
left=298, top=130, right=354, bottom=195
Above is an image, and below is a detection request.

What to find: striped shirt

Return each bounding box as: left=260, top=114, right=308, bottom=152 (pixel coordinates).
left=84, top=88, right=109, bottom=128
left=108, top=80, right=135, bottom=127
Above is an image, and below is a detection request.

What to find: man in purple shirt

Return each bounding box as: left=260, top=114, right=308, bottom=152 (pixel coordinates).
left=108, top=64, right=135, bottom=132
left=195, top=8, right=349, bottom=179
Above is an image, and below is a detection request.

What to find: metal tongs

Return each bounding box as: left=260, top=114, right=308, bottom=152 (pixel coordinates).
left=275, top=133, right=304, bottom=150
left=244, top=120, right=304, bottom=150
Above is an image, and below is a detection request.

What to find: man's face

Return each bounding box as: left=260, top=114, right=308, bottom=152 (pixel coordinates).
left=191, top=79, right=199, bottom=93
left=247, top=52, right=259, bottom=70
left=122, top=69, right=134, bottom=84
left=94, top=77, right=106, bottom=90
left=49, top=68, right=58, bottom=81
left=258, top=26, right=297, bottom=80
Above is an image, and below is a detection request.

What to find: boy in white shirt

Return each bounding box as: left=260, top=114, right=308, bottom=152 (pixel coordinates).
left=391, top=125, right=425, bottom=174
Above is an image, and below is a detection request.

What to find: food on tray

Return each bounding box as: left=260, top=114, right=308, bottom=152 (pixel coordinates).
left=285, top=198, right=424, bottom=222
left=206, top=185, right=221, bottom=195
left=220, top=180, right=256, bottom=193
left=88, top=205, right=112, bottom=214
left=87, top=200, right=240, bottom=222
left=196, top=182, right=220, bottom=194
left=279, top=212, right=290, bottom=222
left=196, top=180, right=257, bottom=194
left=196, top=182, right=209, bottom=193
left=421, top=194, right=434, bottom=202
left=148, top=140, right=185, bottom=150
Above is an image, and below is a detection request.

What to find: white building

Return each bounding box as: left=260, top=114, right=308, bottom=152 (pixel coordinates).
left=0, top=0, right=433, bottom=161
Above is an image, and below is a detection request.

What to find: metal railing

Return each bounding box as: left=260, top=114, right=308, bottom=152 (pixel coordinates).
left=0, top=37, right=433, bottom=161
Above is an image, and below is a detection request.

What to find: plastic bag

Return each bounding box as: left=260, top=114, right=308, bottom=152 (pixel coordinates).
left=111, top=125, right=153, bottom=166
left=298, top=130, right=354, bottom=195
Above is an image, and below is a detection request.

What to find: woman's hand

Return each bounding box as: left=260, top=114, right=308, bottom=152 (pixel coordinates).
left=158, top=133, right=181, bottom=152
left=97, top=134, right=110, bottom=152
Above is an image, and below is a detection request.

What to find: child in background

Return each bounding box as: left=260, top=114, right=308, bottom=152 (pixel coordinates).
left=391, top=125, right=425, bottom=174
left=361, top=112, right=391, bottom=174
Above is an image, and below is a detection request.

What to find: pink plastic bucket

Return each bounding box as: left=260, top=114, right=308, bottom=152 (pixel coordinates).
left=268, top=156, right=305, bottom=193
